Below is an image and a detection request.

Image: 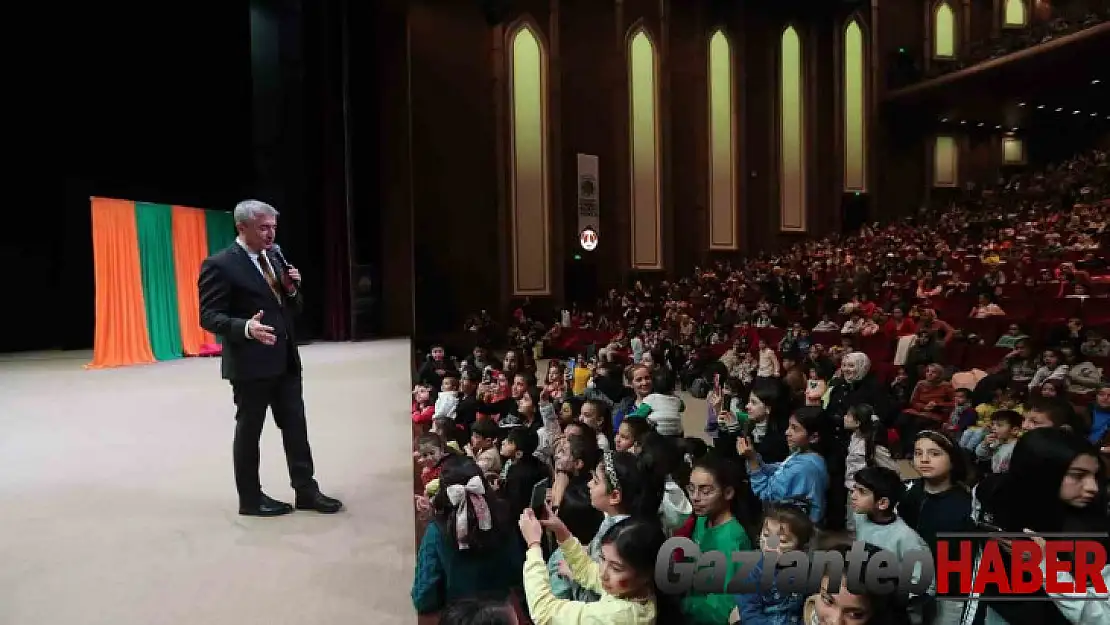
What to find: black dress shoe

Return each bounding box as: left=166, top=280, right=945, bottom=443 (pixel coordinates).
left=295, top=491, right=344, bottom=514
left=239, top=493, right=295, bottom=517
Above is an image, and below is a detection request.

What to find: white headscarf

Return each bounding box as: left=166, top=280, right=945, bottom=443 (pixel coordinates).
left=841, top=351, right=871, bottom=384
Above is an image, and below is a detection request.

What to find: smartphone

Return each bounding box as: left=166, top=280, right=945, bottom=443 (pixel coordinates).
left=530, top=478, right=551, bottom=518
left=714, top=373, right=721, bottom=395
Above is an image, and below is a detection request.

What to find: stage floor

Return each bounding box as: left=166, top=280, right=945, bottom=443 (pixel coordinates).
left=0, top=340, right=417, bottom=625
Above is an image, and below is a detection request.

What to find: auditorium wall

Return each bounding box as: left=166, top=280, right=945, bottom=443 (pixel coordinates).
left=393, top=0, right=864, bottom=333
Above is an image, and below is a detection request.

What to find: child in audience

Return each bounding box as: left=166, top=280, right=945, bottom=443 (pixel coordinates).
left=415, top=433, right=448, bottom=494
left=756, top=340, right=781, bottom=382
left=899, top=431, right=972, bottom=625
left=733, top=500, right=814, bottom=625
left=412, top=383, right=435, bottom=425
left=943, top=387, right=977, bottom=439
left=1028, top=348, right=1069, bottom=391
left=548, top=450, right=661, bottom=602
left=614, top=417, right=652, bottom=454
left=735, top=352, right=758, bottom=386
left=498, top=427, right=548, bottom=521
left=520, top=513, right=678, bottom=623
left=974, top=409, right=1021, bottom=474
left=549, top=432, right=604, bottom=545
left=1088, top=384, right=1110, bottom=446
left=681, top=454, right=754, bottom=625
left=411, top=456, right=522, bottom=614
left=434, top=374, right=461, bottom=421
left=432, top=416, right=465, bottom=452
left=558, top=397, right=582, bottom=430
left=466, top=420, right=502, bottom=478
left=850, top=466, right=931, bottom=592
left=636, top=433, right=693, bottom=533
left=629, top=367, right=685, bottom=437
left=740, top=406, right=830, bottom=524
left=578, top=399, right=613, bottom=451
left=804, top=367, right=826, bottom=407
left=961, top=387, right=1018, bottom=452
left=843, top=404, right=897, bottom=531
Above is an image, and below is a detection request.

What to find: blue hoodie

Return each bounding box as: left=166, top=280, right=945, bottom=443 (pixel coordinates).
left=735, top=553, right=805, bottom=625
left=1088, top=403, right=1110, bottom=445
left=749, top=451, right=829, bottom=524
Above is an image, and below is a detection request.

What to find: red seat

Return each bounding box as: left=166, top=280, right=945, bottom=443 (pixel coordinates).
left=1083, top=299, right=1110, bottom=327
left=963, top=345, right=1010, bottom=371
left=1000, top=298, right=1034, bottom=322
left=857, top=334, right=894, bottom=363
left=961, top=317, right=1003, bottom=345
left=942, top=342, right=967, bottom=368
left=1039, top=297, right=1080, bottom=321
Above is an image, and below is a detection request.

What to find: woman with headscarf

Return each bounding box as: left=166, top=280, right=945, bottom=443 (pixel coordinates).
left=824, top=352, right=887, bottom=531
left=825, top=352, right=889, bottom=429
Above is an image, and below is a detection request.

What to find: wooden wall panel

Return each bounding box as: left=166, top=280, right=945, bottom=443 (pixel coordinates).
left=395, top=0, right=867, bottom=325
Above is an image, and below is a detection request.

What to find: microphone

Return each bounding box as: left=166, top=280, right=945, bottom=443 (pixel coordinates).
left=270, top=243, right=300, bottom=289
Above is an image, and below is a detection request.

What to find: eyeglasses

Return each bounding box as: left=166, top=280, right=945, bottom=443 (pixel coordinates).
left=685, top=484, right=719, bottom=498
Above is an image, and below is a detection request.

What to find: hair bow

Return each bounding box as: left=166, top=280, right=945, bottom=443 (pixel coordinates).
left=445, top=475, right=491, bottom=550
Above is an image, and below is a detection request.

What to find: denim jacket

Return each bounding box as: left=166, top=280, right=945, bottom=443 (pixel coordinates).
left=735, top=555, right=805, bottom=625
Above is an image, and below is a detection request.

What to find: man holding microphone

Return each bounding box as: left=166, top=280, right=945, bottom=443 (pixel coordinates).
left=199, top=199, right=342, bottom=517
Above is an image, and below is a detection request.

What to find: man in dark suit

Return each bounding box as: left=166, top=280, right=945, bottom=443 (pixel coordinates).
left=198, top=199, right=342, bottom=516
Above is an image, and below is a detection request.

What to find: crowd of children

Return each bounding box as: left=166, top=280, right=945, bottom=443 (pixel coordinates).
left=412, top=148, right=1110, bottom=624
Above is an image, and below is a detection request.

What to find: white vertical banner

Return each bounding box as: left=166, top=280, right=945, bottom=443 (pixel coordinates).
left=576, top=154, right=600, bottom=251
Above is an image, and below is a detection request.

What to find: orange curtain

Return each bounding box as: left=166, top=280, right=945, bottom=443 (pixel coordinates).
left=87, top=198, right=156, bottom=368
left=171, top=206, right=215, bottom=355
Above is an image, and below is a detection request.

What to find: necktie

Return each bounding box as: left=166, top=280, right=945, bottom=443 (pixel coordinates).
left=259, top=253, right=283, bottom=303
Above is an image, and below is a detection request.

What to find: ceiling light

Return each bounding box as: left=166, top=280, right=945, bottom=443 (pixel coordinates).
left=978, top=122, right=985, bottom=127
left=1092, top=113, right=1098, bottom=117
left=1074, top=110, right=1081, bottom=114
left=1018, top=102, right=1026, bottom=107
left=1056, top=107, right=1064, bottom=112
left=940, top=118, right=948, bottom=122
left=1037, top=104, right=1045, bottom=109
left=1012, top=127, right=1019, bottom=131
left=995, top=125, right=1002, bottom=129
left=1093, top=79, right=1101, bottom=85
left=960, top=120, right=967, bottom=124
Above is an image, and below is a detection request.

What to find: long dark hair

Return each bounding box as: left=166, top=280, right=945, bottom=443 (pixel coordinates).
left=602, top=450, right=664, bottom=519
left=689, top=452, right=758, bottom=536
left=637, top=432, right=682, bottom=486
left=792, top=405, right=835, bottom=457
left=600, top=518, right=686, bottom=624
left=848, top=403, right=887, bottom=467
left=809, top=542, right=914, bottom=625
left=745, top=381, right=791, bottom=437
left=431, top=456, right=508, bottom=554
left=989, top=428, right=1107, bottom=538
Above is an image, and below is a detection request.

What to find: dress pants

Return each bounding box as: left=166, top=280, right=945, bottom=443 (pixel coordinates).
left=231, top=372, right=318, bottom=504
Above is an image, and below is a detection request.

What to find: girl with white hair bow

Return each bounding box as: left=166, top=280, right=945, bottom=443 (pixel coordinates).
left=411, top=456, right=523, bottom=615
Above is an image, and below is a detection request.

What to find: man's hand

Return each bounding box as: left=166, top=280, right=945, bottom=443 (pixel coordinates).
left=282, top=266, right=301, bottom=290
left=247, top=310, right=277, bottom=345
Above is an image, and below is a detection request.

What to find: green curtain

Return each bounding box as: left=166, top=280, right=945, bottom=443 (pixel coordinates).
left=205, top=210, right=236, bottom=255
left=135, top=202, right=183, bottom=361
left=204, top=210, right=237, bottom=345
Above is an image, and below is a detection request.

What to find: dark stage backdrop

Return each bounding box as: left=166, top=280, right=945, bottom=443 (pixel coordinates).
left=16, top=2, right=256, bottom=354
left=2, top=0, right=407, bottom=354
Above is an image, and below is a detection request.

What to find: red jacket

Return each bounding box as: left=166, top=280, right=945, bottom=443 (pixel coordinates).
left=412, top=401, right=434, bottom=424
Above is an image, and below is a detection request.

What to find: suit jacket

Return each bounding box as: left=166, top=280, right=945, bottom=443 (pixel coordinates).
left=198, top=243, right=304, bottom=381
